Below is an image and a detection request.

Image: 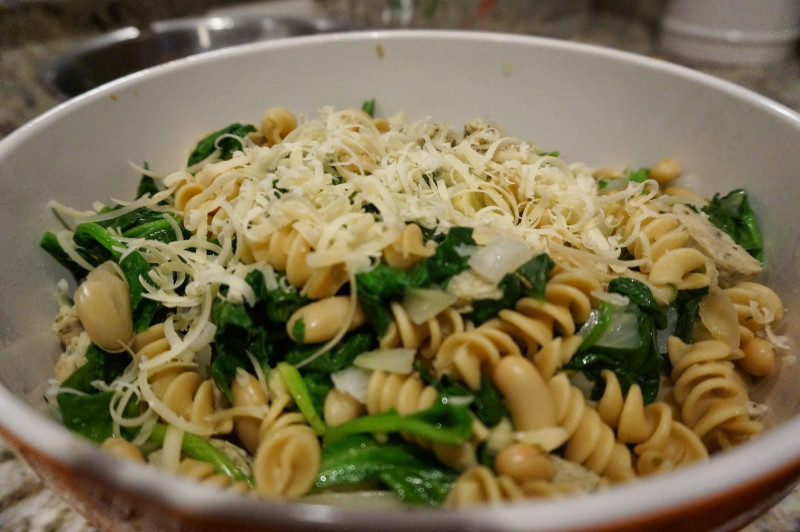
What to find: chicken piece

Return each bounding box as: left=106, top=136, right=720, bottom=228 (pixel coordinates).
left=672, top=204, right=761, bottom=286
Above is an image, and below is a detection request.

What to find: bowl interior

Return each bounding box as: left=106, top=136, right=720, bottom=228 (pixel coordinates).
left=2, top=30, right=800, bottom=530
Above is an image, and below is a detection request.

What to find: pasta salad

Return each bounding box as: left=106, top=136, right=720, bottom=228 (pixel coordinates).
left=41, top=103, right=787, bottom=507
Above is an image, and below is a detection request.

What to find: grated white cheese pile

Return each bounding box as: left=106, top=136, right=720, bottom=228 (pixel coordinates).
left=47, top=106, right=677, bottom=441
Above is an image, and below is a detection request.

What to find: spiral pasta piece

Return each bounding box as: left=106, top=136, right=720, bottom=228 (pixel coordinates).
left=175, top=169, right=244, bottom=240
left=444, top=463, right=578, bottom=508
left=322, top=388, right=365, bottom=427
left=445, top=466, right=526, bottom=507
left=547, top=372, right=635, bottom=482
left=131, top=322, right=172, bottom=363
left=365, top=370, right=479, bottom=471
left=596, top=370, right=707, bottom=475
left=149, top=365, right=233, bottom=435
left=245, top=224, right=348, bottom=299
left=260, top=106, right=298, bottom=147
left=365, top=370, right=439, bottom=416
left=724, top=281, right=784, bottom=334
left=379, top=302, right=467, bottom=359
left=668, top=337, right=764, bottom=450
left=544, top=270, right=602, bottom=325
left=432, top=320, right=523, bottom=390
left=624, top=212, right=712, bottom=290
left=252, top=393, right=320, bottom=498
left=381, top=223, right=435, bottom=270
left=626, top=214, right=689, bottom=266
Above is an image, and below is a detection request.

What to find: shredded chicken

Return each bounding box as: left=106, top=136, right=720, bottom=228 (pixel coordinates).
left=672, top=204, right=761, bottom=286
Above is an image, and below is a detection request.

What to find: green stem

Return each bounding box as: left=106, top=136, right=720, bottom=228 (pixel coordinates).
left=148, top=423, right=253, bottom=486
left=276, top=362, right=327, bottom=436
left=578, top=300, right=613, bottom=352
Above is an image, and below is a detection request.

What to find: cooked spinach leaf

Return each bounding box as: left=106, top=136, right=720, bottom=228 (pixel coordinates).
left=356, top=226, right=476, bottom=335
left=702, top=189, right=763, bottom=261
left=315, top=434, right=457, bottom=506
left=187, top=123, right=256, bottom=166
left=468, top=253, right=554, bottom=324
left=567, top=278, right=663, bottom=403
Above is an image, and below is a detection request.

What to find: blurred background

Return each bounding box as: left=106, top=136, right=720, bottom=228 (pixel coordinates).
left=3, top=0, right=800, bottom=137
left=1, top=0, right=799, bottom=530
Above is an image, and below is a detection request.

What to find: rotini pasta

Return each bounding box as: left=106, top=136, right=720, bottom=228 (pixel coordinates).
left=379, top=302, right=468, bottom=359
left=44, top=104, right=790, bottom=509
left=597, top=370, right=707, bottom=475
left=365, top=370, right=480, bottom=471
left=668, top=337, right=764, bottom=450
left=432, top=320, right=523, bottom=390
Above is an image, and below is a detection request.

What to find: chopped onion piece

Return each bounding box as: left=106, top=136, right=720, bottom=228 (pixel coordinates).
left=468, top=237, right=533, bottom=284
left=353, top=348, right=417, bottom=374
left=591, top=289, right=629, bottom=307
left=594, top=309, right=640, bottom=350
left=402, top=288, right=457, bottom=325
left=330, top=366, right=372, bottom=403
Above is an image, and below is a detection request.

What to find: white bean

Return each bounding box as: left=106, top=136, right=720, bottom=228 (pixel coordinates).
left=74, top=262, right=134, bottom=352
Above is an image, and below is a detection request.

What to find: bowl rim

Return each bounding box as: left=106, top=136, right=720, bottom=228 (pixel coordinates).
left=3, top=28, right=800, bottom=530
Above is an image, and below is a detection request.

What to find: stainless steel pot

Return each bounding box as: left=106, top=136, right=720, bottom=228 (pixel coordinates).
left=44, top=15, right=350, bottom=99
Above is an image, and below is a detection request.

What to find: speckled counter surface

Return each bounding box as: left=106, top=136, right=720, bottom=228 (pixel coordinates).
left=2, top=3, right=800, bottom=530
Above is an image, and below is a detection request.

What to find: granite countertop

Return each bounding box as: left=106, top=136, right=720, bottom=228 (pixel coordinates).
left=1, top=2, right=800, bottom=530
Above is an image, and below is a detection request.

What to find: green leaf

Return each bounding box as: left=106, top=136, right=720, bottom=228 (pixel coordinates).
left=210, top=299, right=272, bottom=403
left=468, top=273, right=522, bottom=324
left=302, top=372, right=333, bottom=418
left=61, top=344, right=132, bottom=394
left=118, top=250, right=161, bottom=331
left=467, top=253, right=554, bottom=324
left=356, top=226, right=476, bottom=335
left=285, top=332, right=374, bottom=374
left=361, top=98, right=376, bottom=117
left=577, top=300, right=613, bottom=352
left=40, top=231, right=89, bottom=279
left=315, top=434, right=457, bottom=506
left=671, top=287, right=709, bottom=344
left=324, top=401, right=472, bottom=445
left=57, top=391, right=118, bottom=443
left=570, top=285, right=664, bottom=403
left=245, top=269, right=309, bottom=324
left=136, top=175, right=162, bottom=200
left=626, top=167, right=650, bottom=183
left=73, top=222, right=123, bottom=261
left=148, top=423, right=253, bottom=486
left=517, top=253, right=555, bottom=300
left=408, top=226, right=475, bottom=287
left=437, top=374, right=508, bottom=428
left=702, top=189, right=764, bottom=261
left=609, top=277, right=667, bottom=329
left=187, top=123, right=257, bottom=166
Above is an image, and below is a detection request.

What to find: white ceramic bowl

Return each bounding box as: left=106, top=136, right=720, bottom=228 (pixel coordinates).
left=1, top=31, right=800, bottom=531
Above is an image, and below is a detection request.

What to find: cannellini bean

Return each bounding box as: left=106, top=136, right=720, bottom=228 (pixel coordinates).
left=494, top=442, right=555, bottom=482
left=739, top=337, right=775, bottom=377
left=492, top=356, right=557, bottom=431
left=648, top=157, right=681, bottom=185
left=286, top=296, right=367, bottom=344
left=323, top=388, right=365, bottom=426
left=74, top=261, right=134, bottom=352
